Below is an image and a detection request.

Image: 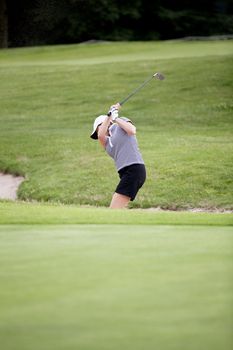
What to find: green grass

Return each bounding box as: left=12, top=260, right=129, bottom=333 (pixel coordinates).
left=0, top=224, right=232, bottom=350
left=0, top=201, right=232, bottom=225
left=0, top=40, right=233, bottom=208
left=0, top=40, right=232, bottom=350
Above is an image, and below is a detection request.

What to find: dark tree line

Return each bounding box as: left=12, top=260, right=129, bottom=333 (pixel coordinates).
left=1, top=0, right=233, bottom=48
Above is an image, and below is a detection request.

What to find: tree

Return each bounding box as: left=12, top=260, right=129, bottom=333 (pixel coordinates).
left=0, top=0, right=8, bottom=48
left=3, top=0, right=233, bottom=48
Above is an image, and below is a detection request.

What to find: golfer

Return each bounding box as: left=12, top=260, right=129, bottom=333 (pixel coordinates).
left=90, top=103, right=146, bottom=208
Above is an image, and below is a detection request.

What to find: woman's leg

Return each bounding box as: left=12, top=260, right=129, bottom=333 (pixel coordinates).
left=110, top=192, right=130, bottom=209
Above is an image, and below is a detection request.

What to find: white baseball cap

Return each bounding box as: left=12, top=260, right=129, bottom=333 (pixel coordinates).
left=90, top=115, right=108, bottom=140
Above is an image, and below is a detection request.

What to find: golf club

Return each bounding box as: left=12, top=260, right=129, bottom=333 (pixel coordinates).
left=120, top=72, right=165, bottom=106
left=108, top=72, right=165, bottom=116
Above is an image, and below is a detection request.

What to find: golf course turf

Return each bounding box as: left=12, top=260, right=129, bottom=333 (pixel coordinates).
left=0, top=39, right=232, bottom=349
left=0, top=201, right=232, bottom=225
left=0, top=40, right=232, bottom=209
left=0, top=202, right=232, bottom=349
left=0, top=224, right=232, bottom=350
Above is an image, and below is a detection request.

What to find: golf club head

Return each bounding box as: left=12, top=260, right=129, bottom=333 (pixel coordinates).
left=153, top=72, right=165, bottom=80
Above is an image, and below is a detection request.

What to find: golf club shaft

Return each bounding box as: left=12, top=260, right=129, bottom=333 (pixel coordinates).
left=107, top=72, right=164, bottom=115
left=119, top=75, right=154, bottom=106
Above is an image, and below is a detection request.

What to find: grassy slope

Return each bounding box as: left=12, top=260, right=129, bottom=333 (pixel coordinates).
left=0, top=224, right=232, bottom=350
left=0, top=201, right=232, bottom=225
left=0, top=41, right=233, bottom=209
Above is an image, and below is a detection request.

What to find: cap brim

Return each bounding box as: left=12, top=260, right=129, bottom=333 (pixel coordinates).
left=90, top=130, right=98, bottom=140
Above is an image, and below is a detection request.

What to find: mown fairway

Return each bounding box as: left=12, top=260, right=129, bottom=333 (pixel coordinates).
left=0, top=40, right=233, bottom=208
left=0, top=224, right=232, bottom=350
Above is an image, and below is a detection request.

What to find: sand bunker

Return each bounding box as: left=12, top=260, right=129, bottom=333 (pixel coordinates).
left=0, top=173, right=25, bottom=200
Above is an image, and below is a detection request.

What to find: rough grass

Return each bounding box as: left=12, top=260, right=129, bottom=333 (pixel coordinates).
left=0, top=40, right=233, bottom=209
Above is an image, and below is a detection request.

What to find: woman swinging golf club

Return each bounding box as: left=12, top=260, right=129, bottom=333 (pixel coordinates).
left=90, top=103, right=146, bottom=208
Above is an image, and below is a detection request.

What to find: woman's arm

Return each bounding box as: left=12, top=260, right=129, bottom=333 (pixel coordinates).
left=98, top=116, right=112, bottom=147
left=97, top=103, right=136, bottom=148
left=115, top=117, right=136, bottom=136
left=111, top=103, right=136, bottom=136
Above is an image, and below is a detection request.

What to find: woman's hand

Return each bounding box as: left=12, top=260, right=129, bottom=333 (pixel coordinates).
left=108, top=103, right=121, bottom=120
left=110, top=103, right=121, bottom=110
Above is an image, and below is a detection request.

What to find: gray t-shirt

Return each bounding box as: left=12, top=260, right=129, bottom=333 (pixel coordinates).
left=105, top=117, right=145, bottom=171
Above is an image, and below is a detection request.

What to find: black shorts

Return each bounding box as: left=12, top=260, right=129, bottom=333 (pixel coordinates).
left=115, top=163, right=146, bottom=201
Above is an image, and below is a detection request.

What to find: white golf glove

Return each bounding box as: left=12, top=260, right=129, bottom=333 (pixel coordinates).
left=108, top=105, right=119, bottom=121
left=111, top=109, right=119, bottom=121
